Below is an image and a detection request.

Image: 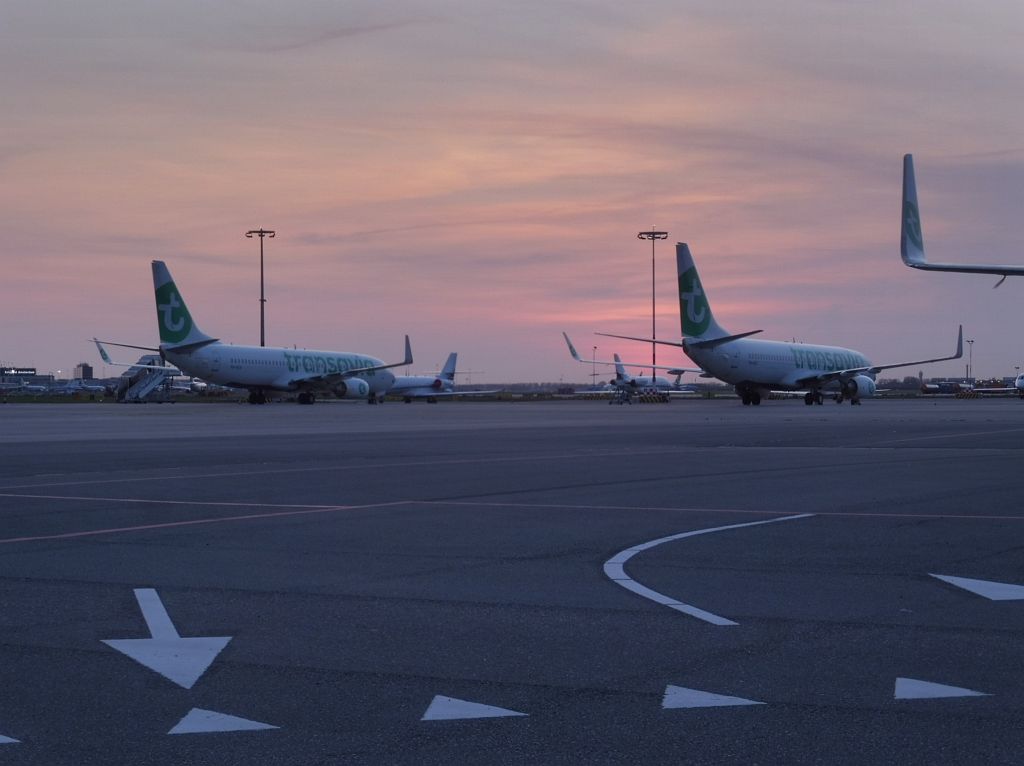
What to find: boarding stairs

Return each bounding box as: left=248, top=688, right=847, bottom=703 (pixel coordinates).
left=116, top=355, right=173, bottom=402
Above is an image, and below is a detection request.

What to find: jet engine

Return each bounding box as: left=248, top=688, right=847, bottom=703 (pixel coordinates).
left=333, top=378, right=370, bottom=399
left=841, top=375, right=876, bottom=400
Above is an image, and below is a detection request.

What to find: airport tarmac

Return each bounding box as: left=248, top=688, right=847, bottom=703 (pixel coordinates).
left=0, top=399, right=1022, bottom=765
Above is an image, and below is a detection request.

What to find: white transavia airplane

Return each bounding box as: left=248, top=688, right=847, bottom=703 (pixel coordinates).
left=387, top=353, right=501, bottom=403
left=101, top=261, right=412, bottom=405
left=902, top=153, right=1024, bottom=287
left=601, top=243, right=963, bottom=406
left=562, top=332, right=698, bottom=395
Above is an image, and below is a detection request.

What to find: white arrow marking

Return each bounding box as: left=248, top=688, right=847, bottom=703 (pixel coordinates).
left=168, top=708, right=278, bottom=735
left=894, top=678, right=989, bottom=700
left=103, top=588, right=231, bottom=689
left=662, top=684, right=765, bottom=709
left=421, top=696, right=527, bottom=721
left=930, top=573, right=1024, bottom=601
left=0, top=735, right=19, bottom=744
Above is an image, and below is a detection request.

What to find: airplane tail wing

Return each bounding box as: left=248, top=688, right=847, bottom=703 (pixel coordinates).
left=440, top=353, right=458, bottom=381
left=152, top=261, right=217, bottom=349
left=612, top=353, right=628, bottom=381
left=677, top=243, right=729, bottom=339
left=901, top=154, right=927, bottom=267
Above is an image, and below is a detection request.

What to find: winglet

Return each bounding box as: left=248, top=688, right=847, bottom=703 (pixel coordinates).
left=901, top=154, right=927, bottom=267
left=954, top=324, right=963, bottom=359
left=563, top=332, right=584, bottom=362
left=93, top=338, right=112, bottom=365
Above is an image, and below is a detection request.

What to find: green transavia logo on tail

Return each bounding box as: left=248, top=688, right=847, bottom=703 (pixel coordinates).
left=155, top=281, right=193, bottom=343
left=679, top=267, right=710, bottom=336
left=904, top=201, right=923, bottom=250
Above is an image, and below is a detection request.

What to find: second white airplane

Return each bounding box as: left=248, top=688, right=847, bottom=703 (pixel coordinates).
left=387, top=353, right=501, bottom=403
left=602, top=243, right=962, bottom=406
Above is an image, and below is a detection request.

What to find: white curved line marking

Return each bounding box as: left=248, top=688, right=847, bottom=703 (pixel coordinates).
left=604, top=513, right=814, bottom=626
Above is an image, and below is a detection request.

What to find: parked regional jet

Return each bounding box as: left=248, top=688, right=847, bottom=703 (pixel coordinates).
left=387, top=353, right=501, bottom=403
left=972, top=373, right=1024, bottom=399
left=562, top=332, right=698, bottom=399
left=101, top=261, right=412, bottom=405
left=601, top=243, right=962, bottom=406
left=902, top=154, right=1024, bottom=287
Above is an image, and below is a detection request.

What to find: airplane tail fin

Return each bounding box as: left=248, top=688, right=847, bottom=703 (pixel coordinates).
left=901, top=154, right=927, bottom=266
left=440, top=352, right=458, bottom=381
left=612, top=353, right=627, bottom=380
left=151, top=261, right=216, bottom=349
left=676, top=243, right=728, bottom=339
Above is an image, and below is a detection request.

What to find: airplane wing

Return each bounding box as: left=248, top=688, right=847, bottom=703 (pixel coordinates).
left=902, top=154, right=1024, bottom=287
left=795, top=326, right=963, bottom=387
left=593, top=329, right=762, bottom=351
left=563, top=332, right=701, bottom=374
left=298, top=335, right=413, bottom=387
left=93, top=339, right=181, bottom=373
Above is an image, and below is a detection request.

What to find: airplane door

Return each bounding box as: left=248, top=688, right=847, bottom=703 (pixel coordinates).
left=208, top=350, right=221, bottom=374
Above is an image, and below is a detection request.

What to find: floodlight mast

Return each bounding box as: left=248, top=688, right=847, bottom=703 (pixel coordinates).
left=638, top=229, right=668, bottom=378
left=245, top=228, right=276, bottom=347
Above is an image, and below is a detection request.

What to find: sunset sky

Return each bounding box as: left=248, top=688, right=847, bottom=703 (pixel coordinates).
left=2, top=1, right=1022, bottom=383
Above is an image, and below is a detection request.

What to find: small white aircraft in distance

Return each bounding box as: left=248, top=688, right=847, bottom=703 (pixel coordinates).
left=60, top=379, right=107, bottom=394
left=5, top=380, right=48, bottom=394
left=562, top=332, right=698, bottom=402
left=97, top=261, right=412, bottom=405
left=387, top=353, right=502, bottom=403
left=902, top=153, right=1024, bottom=287
left=600, top=243, right=963, bottom=406
left=971, top=373, right=1024, bottom=399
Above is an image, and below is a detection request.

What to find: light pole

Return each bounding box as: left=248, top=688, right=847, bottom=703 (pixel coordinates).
left=592, top=345, right=597, bottom=386
left=967, top=339, right=974, bottom=382
left=638, top=229, right=668, bottom=378
left=245, top=228, right=276, bottom=346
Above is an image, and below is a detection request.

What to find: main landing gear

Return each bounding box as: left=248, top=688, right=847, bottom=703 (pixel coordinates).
left=297, top=392, right=316, bottom=405
left=831, top=393, right=861, bottom=405
left=740, top=390, right=761, bottom=406
left=248, top=391, right=268, bottom=405
left=803, top=391, right=824, bottom=406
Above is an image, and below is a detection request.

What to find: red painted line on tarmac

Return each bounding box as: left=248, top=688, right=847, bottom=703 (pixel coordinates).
left=0, top=500, right=411, bottom=545
left=0, top=492, right=338, bottom=509
left=872, top=427, right=1024, bottom=446
left=0, top=448, right=670, bottom=491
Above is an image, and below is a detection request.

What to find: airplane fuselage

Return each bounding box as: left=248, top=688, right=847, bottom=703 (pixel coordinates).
left=684, top=337, right=871, bottom=392
left=163, top=342, right=394, bottom=397
left=388, top=375, right=453, bottom=399
left=613, top=374, right=676, bottom=391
